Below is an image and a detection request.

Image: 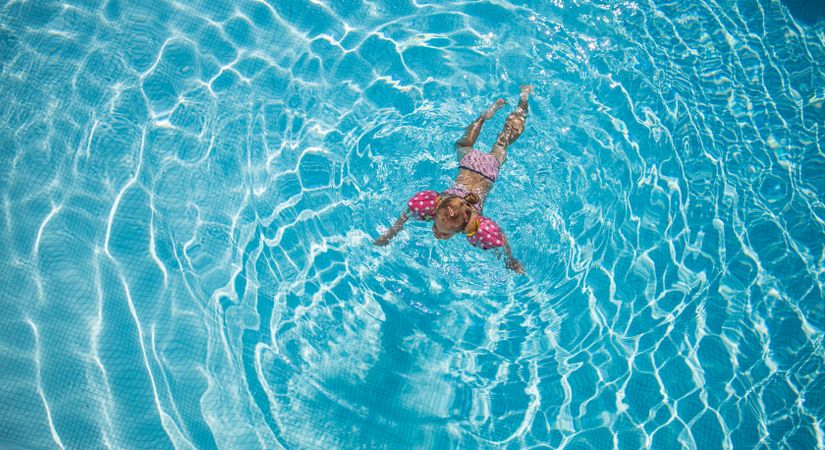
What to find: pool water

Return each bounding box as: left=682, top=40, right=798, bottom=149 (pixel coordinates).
left=1, top=0, right=824, bottom=449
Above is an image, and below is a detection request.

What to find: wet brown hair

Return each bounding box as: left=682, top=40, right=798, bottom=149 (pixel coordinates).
left=434, top=193, right=479, bottom=233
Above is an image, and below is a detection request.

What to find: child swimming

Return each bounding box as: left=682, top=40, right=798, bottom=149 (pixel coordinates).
left=374, top=85, right=533, bottom=274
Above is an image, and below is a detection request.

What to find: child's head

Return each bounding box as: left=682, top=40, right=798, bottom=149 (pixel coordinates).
left=432, top=193, right=479, bottom=239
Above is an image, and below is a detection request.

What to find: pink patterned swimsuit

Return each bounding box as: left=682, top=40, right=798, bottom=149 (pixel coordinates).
left=443, top=149, right=501, bottom=213
left=458, top=149, right=501, bottom=182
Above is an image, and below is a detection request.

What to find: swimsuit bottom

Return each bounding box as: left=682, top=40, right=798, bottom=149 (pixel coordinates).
left=441, top=149, right=500, bottom=213
left=459, top=149, right=500, bottom=182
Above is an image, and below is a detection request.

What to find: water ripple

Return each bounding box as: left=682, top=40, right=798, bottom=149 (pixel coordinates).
left=1, top=0, right=824, bottom=449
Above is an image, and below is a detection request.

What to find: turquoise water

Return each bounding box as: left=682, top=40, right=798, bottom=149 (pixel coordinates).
left=1, top=0, right=824, bottom=448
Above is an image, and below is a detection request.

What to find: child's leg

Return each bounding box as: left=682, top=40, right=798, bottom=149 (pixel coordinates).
left=489, top=85, right=532, bottom=165
left=455, top=98, right=506, bottom=159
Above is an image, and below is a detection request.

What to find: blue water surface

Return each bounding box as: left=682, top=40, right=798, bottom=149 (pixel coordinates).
left=1, top=0, right=824, bottom=449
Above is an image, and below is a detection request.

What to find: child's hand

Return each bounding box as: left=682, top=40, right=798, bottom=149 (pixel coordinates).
left=374, top=236, right=390, bottom=246
left=507, top=258, right=525, bottom=275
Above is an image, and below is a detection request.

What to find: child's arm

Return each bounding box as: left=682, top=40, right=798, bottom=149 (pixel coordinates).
left=375, top=190, right=439, bottom=246
left=466, top=217, right=523, bottom=273
left=502, top=235, right=524, bottom=274
left=374, top=211, right=409, bottom=246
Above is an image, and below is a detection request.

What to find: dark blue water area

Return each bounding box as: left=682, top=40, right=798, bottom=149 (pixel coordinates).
left=781, top=0, right=825, bottom=24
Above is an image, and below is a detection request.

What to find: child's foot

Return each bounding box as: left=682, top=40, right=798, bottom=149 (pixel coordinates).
left=483, top=98, right=507, bottom=120
left=519, top=84, right=534, bottom=102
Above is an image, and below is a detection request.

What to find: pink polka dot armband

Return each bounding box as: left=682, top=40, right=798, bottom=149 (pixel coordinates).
left=407, top=190, right=440, bottom=220
left=466, top=216, right=504, bottom=250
